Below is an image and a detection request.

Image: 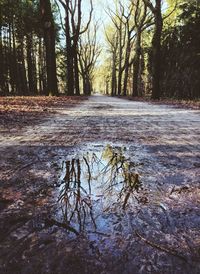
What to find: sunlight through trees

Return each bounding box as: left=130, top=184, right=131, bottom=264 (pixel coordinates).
left=0, top=0, right=199, bottom=99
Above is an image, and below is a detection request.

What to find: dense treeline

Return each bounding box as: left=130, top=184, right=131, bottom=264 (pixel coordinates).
left=0, top=0, right=98, bottom=96
left=0, top=0, right=43, bottom=95
left=103, top=0, right=200, bottom=100
left=160, top=1, right=200, bottom=99
left=0, top=0, right=62, bottom=96
left=0, top=0, right=199, bottom=99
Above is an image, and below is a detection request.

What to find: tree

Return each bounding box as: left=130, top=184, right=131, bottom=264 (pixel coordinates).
left=40, top=0, right=58, bottom=96
left=78, top=24, right=101, bottom=95
left=0, top=0, right=59, bottom=96
left=106, top=1, right=136, bottom=96
left=121, top=3, right=135, bottom=96
left=143, top=0, right=163, bottom=99
left=132, top=0, right=150, bottom=97
left=105, top=26, right=119, bottom=96
left=58, top=0, right=93, bottom=95
left=160, top=0, right=200, bottom=99
left=107, top=3, right=127, bottom=95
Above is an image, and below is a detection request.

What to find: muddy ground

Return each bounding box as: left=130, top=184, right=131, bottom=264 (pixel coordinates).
left=0, top=95, right=200, bottom=274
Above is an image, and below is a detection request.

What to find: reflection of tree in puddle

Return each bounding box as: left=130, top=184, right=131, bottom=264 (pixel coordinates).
left=57, top=145, right=143, bottom=233
left=58, top=159, right=96, bottom=232
left=100, top=145, right=143, bottom=210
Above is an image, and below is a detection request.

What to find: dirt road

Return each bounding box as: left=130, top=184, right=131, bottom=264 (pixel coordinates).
left=0, top=95, right=200, bottom=274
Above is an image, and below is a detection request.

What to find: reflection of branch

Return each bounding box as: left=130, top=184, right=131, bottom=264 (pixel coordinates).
left=84, top=198, right=97, bottom=230
left=63, top=161, right=70, bottom=182
left=101, top=153, right=118, bottom=172
left=58, top=158, right=96, bottom=232
left=122, top=191, right=131, bottom=210
left=57, top=146, right=143, bottom=234
left=45, top=218, right=79, bottom=235
left=105, top=180, right=124, bottom=192
left=88, top=230, right=110, bottom=237
left=83, top=156, right=91, bottom=194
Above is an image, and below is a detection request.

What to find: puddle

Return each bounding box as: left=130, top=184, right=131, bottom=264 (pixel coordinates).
left=52, top=145, right=147, bottom=238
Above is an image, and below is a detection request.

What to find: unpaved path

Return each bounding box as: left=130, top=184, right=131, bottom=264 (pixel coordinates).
left=0, top=95, right=200, bottom=274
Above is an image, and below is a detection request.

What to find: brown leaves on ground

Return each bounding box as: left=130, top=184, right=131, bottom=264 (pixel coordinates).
left=125, top=96, right=200, bottom=110
left=0, top=96, right=87, bottom=128
left=151, top=99, right=200, bottom=110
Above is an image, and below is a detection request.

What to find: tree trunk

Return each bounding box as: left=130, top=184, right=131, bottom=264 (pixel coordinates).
left=74, top=48, right=80, bottom=95
left=18, top=37, right=28, bottom=95
left=8, top=22, right=15, bottom=94
left=111, top=51, right=117, bottom=96
left=123, top=41, right=131, bottom=96
left=4, top=29, right=10, bottom=94
left=65, top=1, right=74, bottom=95
left=86, top=75, right=91, bottom=95
left=40, top=0, right=58, bottom=96
left=11, top=18, right=20, bottom=94
left=26, top=34, right=35, bottom=95
left=151, top=0, right=163, bottom=100
left=38, top=37, right=43, bottom=94
left=132, top=30, right=142, bottom=97
left=118, top=23, right=123, bottom=96
left=0, top=10, right=5, bottom=95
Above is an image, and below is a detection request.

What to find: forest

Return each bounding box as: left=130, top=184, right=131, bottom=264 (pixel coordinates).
left=0, top=0, right=199, bottom=99
left=0, top=1, right=200, bottom=274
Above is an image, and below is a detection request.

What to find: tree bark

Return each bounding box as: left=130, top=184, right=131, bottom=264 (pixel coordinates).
left=40, top=0, right=58, bottom=96
left=123, top=40, right=131, bottom=96
left=26, top=33, right=35, bottom=95
left=65, top=0, right=74, bottom=95
left=74, top=47, right=80, bottom=95
left=117, top=21, right=123, bottom=96
left=111, top=51, right=117, bottom=96
left=132, top=30, right=142, bottom=97
left=151, top=0, right=163, bottom=100
left=0, top=8, right=5, bottom=95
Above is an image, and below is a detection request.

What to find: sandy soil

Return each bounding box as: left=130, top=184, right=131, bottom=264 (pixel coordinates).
left=0, top=95, right=200, bottom=274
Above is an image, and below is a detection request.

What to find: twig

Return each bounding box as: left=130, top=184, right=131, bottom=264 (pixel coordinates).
left=123, top=191, right=131, bottom=210
left=88, top=230, right=110, bottom=237
left=135, top=230, right=188, bottom=263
